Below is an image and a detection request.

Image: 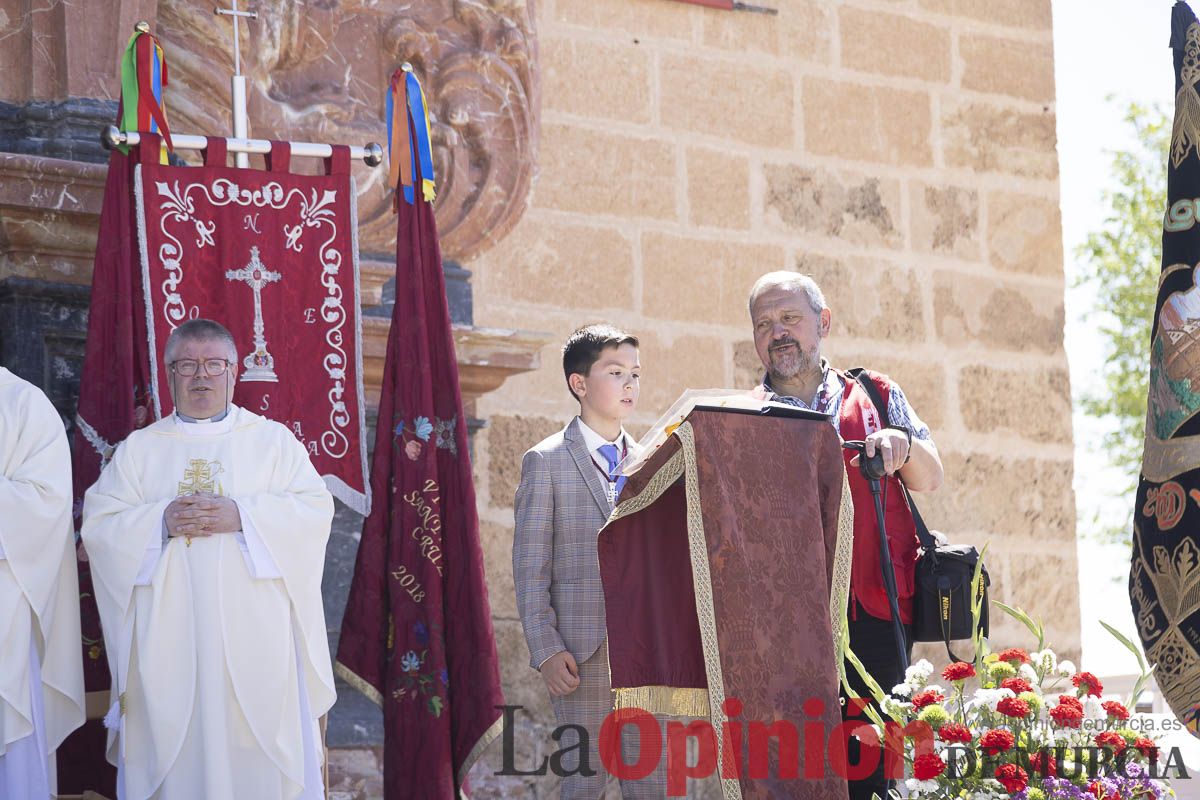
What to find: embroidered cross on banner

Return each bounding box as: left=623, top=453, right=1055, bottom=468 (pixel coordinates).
left=225, top=246, right=282, bottom=383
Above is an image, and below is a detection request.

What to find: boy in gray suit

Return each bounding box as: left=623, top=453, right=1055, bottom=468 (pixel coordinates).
left=513, top=324, right=661, bottom=799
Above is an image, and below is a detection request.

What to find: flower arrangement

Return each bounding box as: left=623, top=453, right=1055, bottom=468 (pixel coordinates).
left=855, top=604, right=1174, bottom=800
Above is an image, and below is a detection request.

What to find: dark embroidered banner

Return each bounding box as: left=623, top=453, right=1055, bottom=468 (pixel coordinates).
left=1131, top=1, right=1200, bottom=736
left=134, top=136, right=370, bottom=513
left=335, top=133, right=504, bottom=795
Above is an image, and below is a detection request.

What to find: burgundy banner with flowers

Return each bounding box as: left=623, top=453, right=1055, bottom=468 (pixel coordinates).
left=133, top=135, right=370, bottom=513
left=335, top=102, right=504, bottom=795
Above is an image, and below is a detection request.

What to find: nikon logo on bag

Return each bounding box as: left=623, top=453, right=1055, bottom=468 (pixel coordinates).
left=941, top=596, right=951, bottom=620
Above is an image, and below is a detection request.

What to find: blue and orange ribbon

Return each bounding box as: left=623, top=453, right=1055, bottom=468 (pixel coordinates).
left=386, top=67, right=435, bottom=209
left=117, top=28, right=173, bottom=161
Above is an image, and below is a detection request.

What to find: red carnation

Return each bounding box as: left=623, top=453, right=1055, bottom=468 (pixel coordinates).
left=911, top=689, right=946, bottom=710
left=997, top=696, right=1031, bottom=718
left=1050, top=700, right=1084, bottom=728
left=1095, top=731, right=1127, bottom=755
left=942, top=661, right=976, bottom=682
left=1101, top=700, right=1130, bottom=720
left=1134, top=737, right=1158, bottom=759
left=1029, top=750, right=1058, bottom=778
left=1072, top=671, right=1104, bottom=697
left=980, top=728, right=1015, bottom=756
left=913, top=753, right=947, bottom=781
left=1000, top=677, right=1034, bottom=695
left=994, top=763, right=1028, bottom=794
left=997, top=648, right=1030, bottom=665
left=1089, top=780, right=1120, bottom=800
left=1056, top=694, right=1084, bottom=711
left=938, top=722, right=972, bottom=744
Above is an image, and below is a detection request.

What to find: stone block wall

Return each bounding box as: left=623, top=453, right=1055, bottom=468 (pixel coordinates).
left=466, top=0, right=1074, bottom=795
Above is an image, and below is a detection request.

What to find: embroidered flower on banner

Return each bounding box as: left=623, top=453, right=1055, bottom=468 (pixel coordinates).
left=393, top=620, right=447, bottom=718
left=394, top=415, right=434, bottom=461
left=400, top=650, right=422, bottom=674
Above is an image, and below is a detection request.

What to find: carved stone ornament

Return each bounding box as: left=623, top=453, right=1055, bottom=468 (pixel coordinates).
left=155, top=0, right=539, bottom=261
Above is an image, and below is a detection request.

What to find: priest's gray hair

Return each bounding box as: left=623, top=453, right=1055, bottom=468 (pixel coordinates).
left=748, top=271, right=827, bottom=316
left=164, top=319, right=238, bottom=362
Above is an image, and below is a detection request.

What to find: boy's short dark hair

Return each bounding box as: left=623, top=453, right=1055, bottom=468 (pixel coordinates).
left=562, top=324, right=639, bottom=401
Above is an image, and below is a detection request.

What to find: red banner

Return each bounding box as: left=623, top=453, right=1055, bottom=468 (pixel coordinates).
left=336, top=119, right=504, bottom=796
left=133, top=136, right=370, bottom=513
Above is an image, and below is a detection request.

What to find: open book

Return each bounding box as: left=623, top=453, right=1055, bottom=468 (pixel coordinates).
left=617, top=389, right=829, bottom=476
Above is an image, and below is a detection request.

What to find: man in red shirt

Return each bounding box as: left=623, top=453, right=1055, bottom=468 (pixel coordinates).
left=749, top=271, right=945, bottom=800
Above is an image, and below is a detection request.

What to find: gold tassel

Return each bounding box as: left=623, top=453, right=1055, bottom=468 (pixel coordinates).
left=612, top=686, right=711, bottom=718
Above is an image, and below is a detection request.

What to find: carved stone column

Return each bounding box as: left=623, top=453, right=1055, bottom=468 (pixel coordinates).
left=155, top=0, right=539, bottom=262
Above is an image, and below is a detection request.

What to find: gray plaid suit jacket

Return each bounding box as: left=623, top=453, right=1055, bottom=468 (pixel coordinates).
left=513, top=417, right=614, bottom=670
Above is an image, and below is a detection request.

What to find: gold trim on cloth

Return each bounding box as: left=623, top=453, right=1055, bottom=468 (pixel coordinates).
left=608, top=448, right=685, bottom=524
left=457, top=713, right=506, bottom=786
left=336, top=660, right=505, bottom=786
left=334, top=660, right=384, bottom=707
left=1158, top=262, right=1195, bottom=288
left=1141, top=432, right=1200, bottom=482
left=612, top=685, right=712, bottom=717
left=830, top=469, right=855, bottom=684
left=677, top=422, right=743, bottom=800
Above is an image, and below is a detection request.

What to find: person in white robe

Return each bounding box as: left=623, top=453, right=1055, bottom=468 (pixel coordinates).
left=82, top=319, right=335, bottom=800
left=0, top=367, right=86, bottom=799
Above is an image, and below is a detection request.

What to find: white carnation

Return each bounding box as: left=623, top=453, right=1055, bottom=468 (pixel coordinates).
left=972, top=687, right=1016, bottom=712
left=1084, top=696, right=1106, bottom=722
left=904, top=659, right=934, bottom=689
left=1019, top=664, right=1040, bottom=685
left=1058, top=660, right=1076, bottom=678
left=905, top=778, right=941, bottom=795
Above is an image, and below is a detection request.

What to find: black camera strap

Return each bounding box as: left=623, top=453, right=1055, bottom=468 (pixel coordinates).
left=844, top=368, right=938, bottom=555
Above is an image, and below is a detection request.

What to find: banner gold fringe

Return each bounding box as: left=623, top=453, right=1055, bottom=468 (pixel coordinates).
left=611, top=685, right=711, bottom=718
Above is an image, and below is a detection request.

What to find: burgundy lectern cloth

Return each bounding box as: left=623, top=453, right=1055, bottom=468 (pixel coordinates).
left=598, top=408, right=849, bottom=800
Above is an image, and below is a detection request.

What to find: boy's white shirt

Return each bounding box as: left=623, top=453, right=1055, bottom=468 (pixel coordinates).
left=576, top=418, right=639, bottom=505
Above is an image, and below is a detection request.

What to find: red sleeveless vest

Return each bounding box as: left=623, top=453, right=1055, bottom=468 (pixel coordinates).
left=835, top=369, right=919, bottom=623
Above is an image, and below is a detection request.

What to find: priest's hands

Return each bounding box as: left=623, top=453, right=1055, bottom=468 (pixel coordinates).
left=165, top=494, right=243, bottom=538
left=540, top=651, right=580, bottom=696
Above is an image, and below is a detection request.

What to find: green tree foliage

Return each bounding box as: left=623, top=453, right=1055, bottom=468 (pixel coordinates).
left=1076, top=103, right=1169, bottom=537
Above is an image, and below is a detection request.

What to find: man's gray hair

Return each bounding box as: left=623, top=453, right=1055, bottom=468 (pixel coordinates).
left=164, top=318, right=237, bottom=362
left=748, top=271, right=827, bottom=316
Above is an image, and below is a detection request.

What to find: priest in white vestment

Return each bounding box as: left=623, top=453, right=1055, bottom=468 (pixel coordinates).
left=0, top=367, right=86, bottom=798
left=82, top=319, right=335, bottom=800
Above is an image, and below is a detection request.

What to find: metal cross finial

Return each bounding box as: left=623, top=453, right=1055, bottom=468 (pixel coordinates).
left=214, top=1, right=257, bottom=77
left=214, top=1, right=258, bottom=167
